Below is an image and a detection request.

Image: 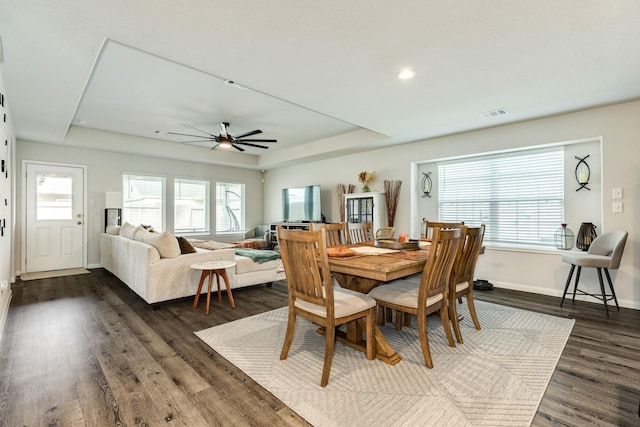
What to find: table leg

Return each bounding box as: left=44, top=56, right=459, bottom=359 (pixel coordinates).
left=192, top=270, right=208, bottom=310
left=205, top=269, right=213, bottom=315
left=331, top=320, right=401, bottom=365
left=215, top=270, right=222, bottom=303
left=219, top=269, right=235, bottom=308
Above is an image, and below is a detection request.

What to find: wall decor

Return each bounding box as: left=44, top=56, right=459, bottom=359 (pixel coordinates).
left=575, top=155, right=590, bottom=191
left=421, top=171, right=433, bottom=198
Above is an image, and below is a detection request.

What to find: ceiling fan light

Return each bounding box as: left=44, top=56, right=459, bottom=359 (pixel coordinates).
left=219, top=139, right=233, bottom=149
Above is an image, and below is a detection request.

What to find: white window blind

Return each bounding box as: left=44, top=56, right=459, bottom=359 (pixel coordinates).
left=175, top=178, right=209, bottom=234
left=215, top=182, right=244, bottom=232
left=122, top=174, right=165, bottom=231
left=437, top=148, right=564, bottom=247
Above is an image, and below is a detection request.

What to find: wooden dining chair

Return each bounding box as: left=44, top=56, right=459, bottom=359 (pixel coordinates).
left=347, top=222, right=374, bottom=244
left=421, top=218, right=464, bottom=239
left=310, top=222, right=347, bottom=247
left=448, top=225, right=486, bottom=344
left=369, top=226, right=463, bottom=368
left=375, top=227, right=395, bottom=239
left=276, top=226, right=376, bottom=387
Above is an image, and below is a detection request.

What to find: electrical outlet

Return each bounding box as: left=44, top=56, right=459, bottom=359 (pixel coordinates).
left=0, top=280, right=8, bottom=289
left=613, top=202, right=623, bottom=213
left=612, top=188, right=623, bottom=199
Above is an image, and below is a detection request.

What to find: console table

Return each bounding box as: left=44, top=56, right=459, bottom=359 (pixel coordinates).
left=268, top=221, right=317, bottom=248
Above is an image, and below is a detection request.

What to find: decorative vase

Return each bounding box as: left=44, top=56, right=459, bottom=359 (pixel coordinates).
left=361, top=185, right=370, bottom=192
left=554, top=224, right=574, bottom=250
left=576, top=222, right=597, bottom=251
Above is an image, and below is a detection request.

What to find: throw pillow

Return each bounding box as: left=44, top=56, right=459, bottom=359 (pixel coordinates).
left=141, top=231, right=181, bottom=258
left=176, top=236, right=197, bottom=254
left=105, top=225, right=121, bottom=235
left=119, top=222, right=135, bottom=238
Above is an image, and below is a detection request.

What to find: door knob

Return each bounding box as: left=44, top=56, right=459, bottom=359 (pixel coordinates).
left=77, top=221, right=82, bottom=225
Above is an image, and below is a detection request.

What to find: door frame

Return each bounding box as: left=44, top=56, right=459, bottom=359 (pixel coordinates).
left=21, top=160, right=88, bottom=274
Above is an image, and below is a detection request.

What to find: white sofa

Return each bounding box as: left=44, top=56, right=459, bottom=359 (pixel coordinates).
left=99, top=225, right=285, bottom=305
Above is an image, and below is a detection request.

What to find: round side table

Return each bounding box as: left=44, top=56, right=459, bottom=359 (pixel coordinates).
left=191, top=261, right=237, bottom=315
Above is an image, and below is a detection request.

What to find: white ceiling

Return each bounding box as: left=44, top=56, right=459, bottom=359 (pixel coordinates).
left=1, top=1, right=640, bottom=169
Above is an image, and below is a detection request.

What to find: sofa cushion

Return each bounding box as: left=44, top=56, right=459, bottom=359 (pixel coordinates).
left=141, top=231, right=181, bottom=259
left=119, top=222, right=136, bottom=238
left=177, top=236, right=197, bottom=254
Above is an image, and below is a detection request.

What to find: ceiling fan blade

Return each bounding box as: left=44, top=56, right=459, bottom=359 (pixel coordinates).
left=180, top=123, right=216, bottom=137
left=180, top=140, right=213, bottom=144
left=232, top=144, right=245, bottom=152
left=236, top=141, right=269, bottom=149
left=168, top=131, right=215, bottom=139
left=210, top=144, right=220, bottom=150
left=233, top=129, right=262, bottom=139
left=237, top=138, right=277, bottom=143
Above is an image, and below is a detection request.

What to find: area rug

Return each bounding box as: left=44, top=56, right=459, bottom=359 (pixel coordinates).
left=20, top=268, right=90, bottom=281
left=195, top=300, right=574, bottom=427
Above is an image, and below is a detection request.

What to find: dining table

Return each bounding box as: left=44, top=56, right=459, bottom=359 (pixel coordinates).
left=326, top=242, right=431, bottom=365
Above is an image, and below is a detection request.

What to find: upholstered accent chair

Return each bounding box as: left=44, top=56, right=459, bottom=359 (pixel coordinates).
left=277, top=226, right=376, bottom=387
left=560, top=230, right=628, bottom=317
left=241, top=225, right=271, bottom=249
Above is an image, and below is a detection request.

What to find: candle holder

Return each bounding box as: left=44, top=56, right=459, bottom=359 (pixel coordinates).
left=575, top=155, right=590, bottom=191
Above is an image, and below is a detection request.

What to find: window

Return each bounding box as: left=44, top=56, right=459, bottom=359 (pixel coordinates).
left=216, top=182, right=244, bottom=232
left=122, top=174, right=165, bottom=231
left=175, top=177, right=209, bottom=234
left=437, top=148, right=564, bottom=247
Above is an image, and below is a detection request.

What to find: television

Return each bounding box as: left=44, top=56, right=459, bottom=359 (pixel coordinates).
left=282, top=185, right=322, bottom=222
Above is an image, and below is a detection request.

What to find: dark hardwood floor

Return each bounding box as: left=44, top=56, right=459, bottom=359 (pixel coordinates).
left=0, top=269, right=639, bottom=426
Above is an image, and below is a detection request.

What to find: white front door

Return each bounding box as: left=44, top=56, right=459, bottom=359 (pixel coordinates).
left=25, top=162, right=85, bottom=273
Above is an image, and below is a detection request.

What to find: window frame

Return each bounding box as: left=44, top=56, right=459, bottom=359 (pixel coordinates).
left=174, top=176, right=210, bottom=236
left=215, top=181, right=245, bottom=233
left=122, top=173, right=166, bottom=231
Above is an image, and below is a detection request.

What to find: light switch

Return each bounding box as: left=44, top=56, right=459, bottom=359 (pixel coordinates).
left=613, top=202, right=623, bottom=213
left=612, top=188, right=623, bottom=199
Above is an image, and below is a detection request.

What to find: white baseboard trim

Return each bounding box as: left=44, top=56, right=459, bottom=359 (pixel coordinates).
left=87, top=263, right=102, bottom=269
left=490, top=281, right=640, bottom=311
left=0, top=288, right=12, bottom=344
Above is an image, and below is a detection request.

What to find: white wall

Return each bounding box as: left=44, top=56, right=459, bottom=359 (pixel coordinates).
left=264, top=101, right=640, bottom=309
left=0, top=67, right=15, bottom=340
left=15, top=140, right=265, bottom=271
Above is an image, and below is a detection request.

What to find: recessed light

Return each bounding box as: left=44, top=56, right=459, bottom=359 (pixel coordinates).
left=397, top=69, right=416, bottom=80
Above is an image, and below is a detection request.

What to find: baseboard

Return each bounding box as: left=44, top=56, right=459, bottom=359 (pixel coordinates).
left=0, top=288, right=12, bottom=344
left=489, top=280, right=640, bottom=311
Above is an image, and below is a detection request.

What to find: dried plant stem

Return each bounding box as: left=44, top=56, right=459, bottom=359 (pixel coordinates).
left=384, top=180, right=402, bottom=227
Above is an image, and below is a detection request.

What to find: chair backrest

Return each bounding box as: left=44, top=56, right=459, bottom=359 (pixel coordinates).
left=587, top=230, right=628, bottom=269
left=417, top=226, right=463, bottom=301
left=421, top=218, right=465, bottom=239
left=310, top=222, right=347, bottom=246
left=375, top=227, right=395, bottom=239
left=347, top=222, right=374, bottom=244
left=276, top=226, right=335, bottom=313
left=452, top=225, right=486, bottom=286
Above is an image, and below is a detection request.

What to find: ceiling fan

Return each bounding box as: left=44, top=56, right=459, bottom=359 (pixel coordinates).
left=168, top=122, right=277, bottom=152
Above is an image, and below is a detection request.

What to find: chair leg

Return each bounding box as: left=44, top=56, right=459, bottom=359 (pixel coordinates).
left=449, top=295, right=463, bottom=344
left=320, top=321, right=336, bottom=387
left=417, top=311, right=433, bottom=368
left=440, top=304, right=456, bottom=348
left=604, top=268, right=620, bottom=311
left=596, top=268, right=610, bottom=317
left=560, top=265, right=575, bottom=307
left=280, top=308, right=297, bottom=360
left=466, top=291, right=482, bottom=331
left=572, top=266, right=582, bottom=302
